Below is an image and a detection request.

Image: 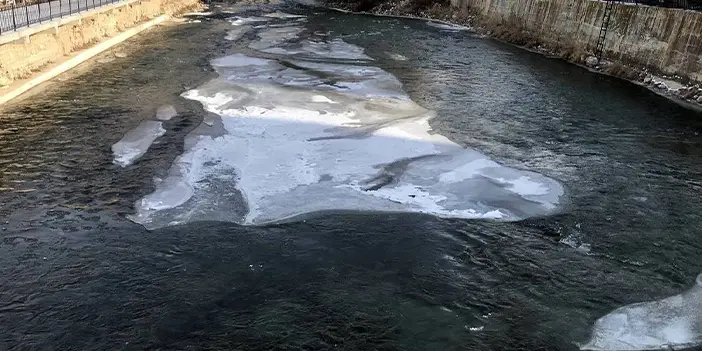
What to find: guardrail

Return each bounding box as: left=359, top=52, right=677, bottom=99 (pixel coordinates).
left=0, top=0, right=122, bottom=35
left=615, top=0, right=702, bottom=10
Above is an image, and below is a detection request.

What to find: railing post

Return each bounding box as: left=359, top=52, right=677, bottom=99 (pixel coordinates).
left=49, top=0, right=52, bottom=20
left=37, top=2, right=40, bottom=23
left=12, top=4, right=17, bottom=31
left=25, top=4, right=29, bottom=27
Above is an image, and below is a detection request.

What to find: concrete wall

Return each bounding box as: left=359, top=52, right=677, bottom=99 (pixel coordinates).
left=0, top=0, right=200, bottom=86
left=451, top=0, right=702, bottom=83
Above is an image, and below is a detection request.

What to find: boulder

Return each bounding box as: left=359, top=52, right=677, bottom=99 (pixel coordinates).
left=585, top=56, right=598, bottom=67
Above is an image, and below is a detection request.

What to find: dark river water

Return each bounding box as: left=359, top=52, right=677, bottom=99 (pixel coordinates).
left=2, top=3, right=702, bottom=350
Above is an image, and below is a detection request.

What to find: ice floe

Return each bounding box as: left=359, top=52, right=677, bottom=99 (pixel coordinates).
left=581, top=274, right=702, bottom=351
left=426, top=21, right=470, bottom=31
left=129, top=20, right=563, bottom=229
left=112, top=121, right=166, bottom=167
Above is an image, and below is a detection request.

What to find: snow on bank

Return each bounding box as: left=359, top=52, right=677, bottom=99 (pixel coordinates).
left=112, top=121, right=166, bottom=167
left=581, top=274, right=702, bottom=351
left=129, top=18, right=563, bottom=229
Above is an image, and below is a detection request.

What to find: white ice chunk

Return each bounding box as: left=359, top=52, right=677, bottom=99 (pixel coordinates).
left=298, top=38, right=373, bottom=60
left=581, top=274, right=702, bottom=351
left=156, top=105, right=177, bottom=121
left=183, top=11, right=213, bottom=16
left=248, top=26, right=304, bottom=51
left=426, top=21, right=470, bottom=31
left=386, top=52, right=409, bottom=61
left=229, top=16, right=271, bottom=26
left=503, top=176, right=551, bottom=196
left=263, top=11, right=306, bottom=19
left=211, top=53, right=271, bottom=67
left=225, top=25, right=251, bottom=41
left=112, top=121, right=166, bottom=167
left=311, top=95, right=337, bottom=103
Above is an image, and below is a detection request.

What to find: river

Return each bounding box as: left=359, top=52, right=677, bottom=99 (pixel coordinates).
left=1, top=3, right=702, bottom=350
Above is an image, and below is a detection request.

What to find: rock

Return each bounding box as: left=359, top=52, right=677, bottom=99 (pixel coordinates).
left=585, top=56, right=599, bottom=67
left=0, top=76, right=12, bottom=87
left=682, top=88, right=697, bottom=100
left=697, top=95, right=702, bottom=104
left=96, top=57, right=115, bottom=64
left=643, top=75, right=652, bottom=84
left=654, top=81, right=669, bottom=90
left=114, top=52, right=128, bottom=58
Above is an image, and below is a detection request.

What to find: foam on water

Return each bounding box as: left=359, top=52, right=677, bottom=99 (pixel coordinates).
left=581, top=274, right=702, bottom=350
left=112, top=120, right=165, bottom=167
left=129, top=21, right=563, bottom=228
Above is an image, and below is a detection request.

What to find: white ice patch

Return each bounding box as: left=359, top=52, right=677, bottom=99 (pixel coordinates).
left=387, top=52, right=409, bottom=61
left=426, top=21, right=470, bottom=31
left=229, top=16, right=271, bottom=26
left=248, top=25, right=304, bottom=51
left=249, top=25, right=371, bottom=61
left=112, top=120, right=165, bottom=167
left=263, top=11, right=306, bottom=19
left=156, top=105, right=177, bottom=121
left=581, top=274, right=702, bottom=351
left=225, top=25, right=251, bottom=41
left=183, top=11, right=213, bottom=16
left=298, top=38, right=373, bottom=60
left=129, top=25, right=563, bottom=228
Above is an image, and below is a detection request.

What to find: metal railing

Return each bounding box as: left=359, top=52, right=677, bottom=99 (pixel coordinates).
left=0, top=0, right=123, bottom=35
left=614, top=0, right=702, bottom=10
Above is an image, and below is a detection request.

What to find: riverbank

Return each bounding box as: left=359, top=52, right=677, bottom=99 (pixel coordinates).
left=0, top=0, right=204, bottom=105
left=321, top=0, right=702, bottom=109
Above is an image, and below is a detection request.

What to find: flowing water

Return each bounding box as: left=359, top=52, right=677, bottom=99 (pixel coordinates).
left=2, top=3, right=702, bottom=350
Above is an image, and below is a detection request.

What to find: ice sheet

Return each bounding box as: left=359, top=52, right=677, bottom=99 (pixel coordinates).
left=129, top=23, right=563, bottom=229
left=582, top=274, right=702, bottom=351
left=112, top=120, right=165, bottom=167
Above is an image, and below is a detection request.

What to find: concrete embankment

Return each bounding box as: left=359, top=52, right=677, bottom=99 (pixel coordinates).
left=326, top=0, right=702, bottom=105
left=0, top=0, right=202, bottom=104
left=457, top=0, right=702, bottom=92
